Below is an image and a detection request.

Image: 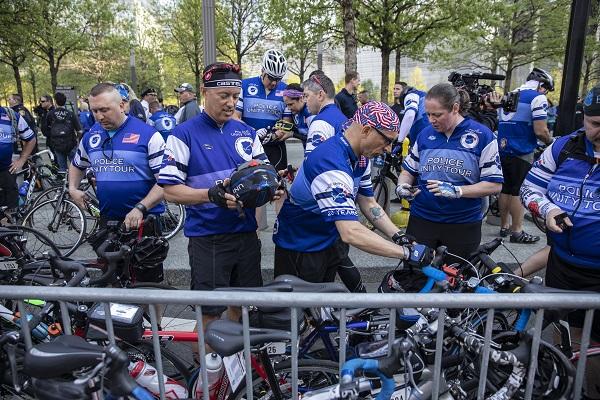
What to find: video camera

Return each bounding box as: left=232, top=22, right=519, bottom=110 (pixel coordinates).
left=448, top=72, right=519, bottom=113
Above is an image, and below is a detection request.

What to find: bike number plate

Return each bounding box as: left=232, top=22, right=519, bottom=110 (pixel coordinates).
left=224, top=351, right=246, bottom=393
left=265, top=342, right=286, bottom=355
left=0, top=260, right=18, bottom=271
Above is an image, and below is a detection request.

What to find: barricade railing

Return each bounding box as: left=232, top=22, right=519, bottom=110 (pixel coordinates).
left=1, top=285, right=599, bottom=400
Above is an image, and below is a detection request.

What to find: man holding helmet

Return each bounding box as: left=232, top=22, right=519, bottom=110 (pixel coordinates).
left=158, top=63, right=282, bottom=321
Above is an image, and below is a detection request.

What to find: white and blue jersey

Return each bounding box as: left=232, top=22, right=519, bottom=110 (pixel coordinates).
left=158, top=112, right=268, bottom=237
left=72, top=117, right=165, bottom=219
left=521, top=133, right=600, bottom=269
left=498, top=81, right=548, bottom=156
left=291, top=104, right=313, bottom=141
left=405, top=89, right=430, bottom=144
left=403, top=118, right=503, bottom=223
left=236, top=76, right=291, bottom=130
left=305, top=104, right=348, bottom=156
left=148, top=110, right=177, bottom=141
left=273, top=135, right=373, bottom=252
left=0, top=107, right=35, bottom=171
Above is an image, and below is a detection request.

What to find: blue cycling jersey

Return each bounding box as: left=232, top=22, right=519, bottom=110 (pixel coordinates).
left=0, top=107, right=35, bottom=171
left=72, top=117, right=165, bottom=219
left=78, top=110, right=94, bottom=134
left=405, top=89, right=430, bottom=144
left=498, top=81, right=548, bottom=156
left=521, top=133, right=600, bottom=269
left=305, top=104, right=348, bottom=156
left=158, top=112, right=268, bottom=237
left=235, top=76, right=291, bottom=130
left=403, top=118, right=503, bottom=223
left=273, top=134, right=373, bottom=252
left=148, top=110, right=177, bottom=141
left=292, top=103, right=313, bottom=140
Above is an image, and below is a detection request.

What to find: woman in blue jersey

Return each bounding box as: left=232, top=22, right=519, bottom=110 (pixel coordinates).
left=396, top=83, right=503, bottom=261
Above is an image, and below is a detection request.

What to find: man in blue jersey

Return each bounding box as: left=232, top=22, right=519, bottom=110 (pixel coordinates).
left=282, top=83, right=313, bottom=149
left=147, top=100, right=176, bottom=141
left=69, top=83, right=166, bottom=279
left=0, top=106, right=36, bottom=209
left=497, top=68, right=553, bottom=243
left=520, top=85, right=600, bottom=391
left=303, top=74, right=348, bottom=156
left=235, top=49, right=292, bottom=170
left=397, top=85, right=430, bottom=145
left=273, top=102, right=423, bottom=283
left=159, top=63, right=280, bottom=321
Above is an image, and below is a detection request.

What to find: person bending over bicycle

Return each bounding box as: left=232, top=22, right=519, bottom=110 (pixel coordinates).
left=274, top=102, right=431, bottom=285
left=520, top=85, right=600, bottom=397
left=69, top=83, right=166, bottom=283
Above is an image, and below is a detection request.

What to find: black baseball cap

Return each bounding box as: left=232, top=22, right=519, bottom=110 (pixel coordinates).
left=141, top=88, right=158, bottom=97
left=583, top=85, right=600, bottom=116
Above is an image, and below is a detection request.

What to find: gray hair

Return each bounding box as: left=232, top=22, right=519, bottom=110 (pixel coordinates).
left=302, top=74, right=335, bottom=99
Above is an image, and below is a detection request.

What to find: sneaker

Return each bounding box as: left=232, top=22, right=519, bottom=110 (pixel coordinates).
left=510, top=231, right=540, bottom=244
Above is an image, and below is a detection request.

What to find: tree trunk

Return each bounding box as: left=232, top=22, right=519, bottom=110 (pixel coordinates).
left=395, top=50, right=401, bottom=82
left=504, top=52, right=514, bottom=93
left=380, top=49, right=391, bottom=103
left=298, top=57, right=306, bottom=82
left=48, top=48, right=58, bottom=94
left=195, top=57, right=201, bottom=95
left=29, top=68, right=37, bottom=106
left=581, top=56, right=592, bottom=96
left=339, top=0, right=357, bottom=73
left=11, top=62, right=23, bottom=99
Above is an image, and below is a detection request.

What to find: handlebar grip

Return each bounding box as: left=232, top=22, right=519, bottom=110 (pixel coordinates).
left=477, top=253, right=499, bottom=272
left=421, top=266, right=448, bottom=282
left=89, top=245, right=131, bottom=286
left=430, top=246, right=447, bottom=268
left=478, top=237, right=503, bottom=255
left=474, top=286, right=496, bottom=294
left=49, top=255, right=87, bottom=287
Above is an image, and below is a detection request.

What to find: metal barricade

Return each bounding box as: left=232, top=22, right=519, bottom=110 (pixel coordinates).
left=1, top=285, right=599, bottom=400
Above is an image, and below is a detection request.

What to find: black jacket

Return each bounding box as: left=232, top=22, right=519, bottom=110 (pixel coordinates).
left=335, top=88, right=358, bottom=119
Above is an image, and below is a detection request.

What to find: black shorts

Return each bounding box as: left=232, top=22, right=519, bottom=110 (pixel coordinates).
left=0, top=169, right=18, bottom=209
left=274, top=239, right=350, bottom=283
left=188, top=232, right=262, bottom=316
left=263, top=142, right=287, bottom=171
left=406, top=214, right=482, bottom=264
left=500, top=155, right=532, bottom=196
left=545, top=249, right=600, bottom=340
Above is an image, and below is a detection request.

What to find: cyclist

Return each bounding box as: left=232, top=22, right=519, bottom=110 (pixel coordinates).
left=158, top=63, right=282, bottom=324
left=520, top=85, right=600, bottom=361
left=303, top=73, right=347, bottom=156
left=282, top=83, right=313, bottom=149
left=497, top=67, right=553, bottom=243
left=397, top=84, right=431, bottom=145
left=69, top=83, right=166, bottom=281
left=147, top=100, right=176, bottom=141
left=0, top=105, right=36, bottom=210
left=273, top=102, right=418, bottom=283
left=396, top=83, right=503, bottom=262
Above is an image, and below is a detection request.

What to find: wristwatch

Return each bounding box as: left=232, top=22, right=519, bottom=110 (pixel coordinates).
left=134, top=202, right=148, bottom=215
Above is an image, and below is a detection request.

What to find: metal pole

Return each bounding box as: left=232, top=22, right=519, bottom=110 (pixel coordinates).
left=555, top=0, right=591, bottom=135
left=130, top=48, right=137, bottom=92
left=203, top=0, right=216, bottom=65
left=317, top=42, right=323, bottom=71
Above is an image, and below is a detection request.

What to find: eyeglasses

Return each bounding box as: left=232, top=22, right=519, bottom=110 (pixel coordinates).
left=39, top=99, right=47, bottom=103
left=371, top=126, right=394, bottom=146
left=263, top=73, right=281, bottom=83
left=102, top=136, right=114, bottom=160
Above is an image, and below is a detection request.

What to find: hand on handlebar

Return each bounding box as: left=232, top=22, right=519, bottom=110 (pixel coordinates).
left=9, top=157, right=26, bottom=175
left=403, top=243, right=434, bottom=268
left=69, top=188, right=88, bottom=210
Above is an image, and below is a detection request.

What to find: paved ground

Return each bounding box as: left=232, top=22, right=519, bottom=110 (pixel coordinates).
left=71, top=139, right=547, bottom=289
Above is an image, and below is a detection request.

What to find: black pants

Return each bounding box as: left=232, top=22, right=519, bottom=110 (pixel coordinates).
left=188, top=232, right=262, bottom=316
left=406, top=214, right=482, bottom=264
left=0, top=169, right=18, bottom=209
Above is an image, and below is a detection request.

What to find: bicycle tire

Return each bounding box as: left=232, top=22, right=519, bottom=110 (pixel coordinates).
left=230, top=358, right=340, bottom=399
left=122, top=340, right=193, bottom=384
left=3, top=224, right=62, bottom=260
left=159, top=201, right=185, bottom=240
left=31, top=185, right=62, bottom=209
left=22, top=198, right=86, bottom=257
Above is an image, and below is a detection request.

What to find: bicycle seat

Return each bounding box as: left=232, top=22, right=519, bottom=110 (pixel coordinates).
left=24, top=335, right=104, bottom=379
left=205, top=319, right=291, bottom=357
left=274, top=274, right=349, bottom=293
left=330, top=308, right=369, bottom=321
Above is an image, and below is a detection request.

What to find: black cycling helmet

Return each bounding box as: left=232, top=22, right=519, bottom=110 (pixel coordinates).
left=228, top=160, right=280, bottom=208
left=131, top=236, right=169, bottom=270
left=527, top=67, right=554, bottom=91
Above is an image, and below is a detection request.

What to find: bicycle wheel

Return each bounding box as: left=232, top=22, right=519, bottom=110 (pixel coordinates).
left=22, top=198, right=86, bottom=256
left=4, top=224, right=62, bottom=260
left=121, top=340, right=193, bottom=383
left=31, top=185, right=62, bottom=208
left=159, top=201, right=185, bottom=240
left=230, top=358, right=340, bottom=399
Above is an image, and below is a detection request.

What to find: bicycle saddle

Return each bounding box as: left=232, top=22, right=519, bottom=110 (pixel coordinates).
left=24, top=335, right=104, bottom=379
left=205, top=319, right=291, bottom=357
left=274, top=274, right=349, bottom=293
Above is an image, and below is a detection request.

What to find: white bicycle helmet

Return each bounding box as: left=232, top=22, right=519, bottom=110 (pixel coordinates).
left=262, top=49, right=287, bottom=79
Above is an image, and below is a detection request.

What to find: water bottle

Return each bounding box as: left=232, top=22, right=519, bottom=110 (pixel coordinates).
left=18, top=180, right=30, bottom=197
left=86, top=201, right=100, bottom=217
left=128, top=360, right=188, bottom=399
left=193, top=353, right=229, bottom=399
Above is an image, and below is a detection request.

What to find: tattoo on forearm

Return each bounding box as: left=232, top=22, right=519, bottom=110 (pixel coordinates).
left=370, top=206, right=384, bottom=221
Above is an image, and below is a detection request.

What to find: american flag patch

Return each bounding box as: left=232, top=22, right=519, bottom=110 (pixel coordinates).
left=122, top=133, right=140, bottom=144
left=359, top=156, right=368, bottom=168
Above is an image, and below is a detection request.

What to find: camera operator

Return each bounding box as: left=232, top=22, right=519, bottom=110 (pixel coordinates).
left=465, top=91, right=501, bottom=132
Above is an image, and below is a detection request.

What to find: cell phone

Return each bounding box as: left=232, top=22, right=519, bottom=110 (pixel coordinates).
left=554, top=212, right=570, bottom=230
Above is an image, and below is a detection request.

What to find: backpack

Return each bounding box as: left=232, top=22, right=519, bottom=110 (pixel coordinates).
left=49, top=109, right=76, bottom=153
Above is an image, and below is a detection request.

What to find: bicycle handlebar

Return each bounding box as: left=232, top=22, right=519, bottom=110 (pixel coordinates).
left=88, top=243, right=131, bottom=286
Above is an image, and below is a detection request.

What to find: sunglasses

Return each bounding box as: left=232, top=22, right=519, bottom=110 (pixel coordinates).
left=39, top=99, right=47, bottom=103
left=102, top=136, right=114, bottom=160
left=264, top=73, right=281, bottom=82
left=371, top=126, right=394, bottom=146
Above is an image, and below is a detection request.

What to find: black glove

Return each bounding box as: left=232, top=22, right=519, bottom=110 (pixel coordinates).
left=404, top=243, right=434, bottom=268
left=208, top=182, right=228, bottom=207
left=392, top=232, right=416, bottom=246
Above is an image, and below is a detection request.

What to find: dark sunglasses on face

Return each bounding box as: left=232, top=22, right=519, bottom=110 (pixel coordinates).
left=371, top=126, right=394, bottom=146
left=264, top=73, right=281, bottom=82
